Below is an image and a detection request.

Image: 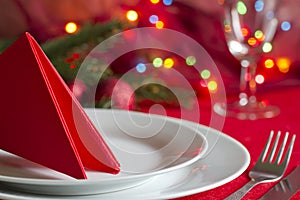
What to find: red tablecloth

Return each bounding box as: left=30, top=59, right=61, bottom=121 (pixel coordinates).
left=146, top=85, right=300, bottom=200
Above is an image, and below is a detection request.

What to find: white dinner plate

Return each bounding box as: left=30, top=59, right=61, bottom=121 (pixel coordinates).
left=0, top=111, right=250, bottom=200
left=0, top=109, right=208, bottom=195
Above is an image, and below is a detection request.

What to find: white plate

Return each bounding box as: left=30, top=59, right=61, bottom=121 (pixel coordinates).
left=0, top=109, right=208, bottom=195
left=0, top=114, right=250, bottom=200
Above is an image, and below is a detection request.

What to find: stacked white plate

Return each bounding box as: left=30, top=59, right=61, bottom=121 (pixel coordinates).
left=0, top=109, right=250, bottom=200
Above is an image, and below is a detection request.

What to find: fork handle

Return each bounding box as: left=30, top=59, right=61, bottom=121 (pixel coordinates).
left=225, top=180, right=257, bottom=200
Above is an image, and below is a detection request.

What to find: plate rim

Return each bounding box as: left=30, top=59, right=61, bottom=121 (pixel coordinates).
left=0, top=114, right=250, bottom=199
left=0, top=109, right=208, bottom=186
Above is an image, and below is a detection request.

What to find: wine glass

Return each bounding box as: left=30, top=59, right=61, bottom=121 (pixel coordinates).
left=214, top=0, right=281, bottom=120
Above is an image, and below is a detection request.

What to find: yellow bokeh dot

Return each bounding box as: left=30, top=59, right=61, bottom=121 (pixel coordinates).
left=164, top=58, right=174, bottom=68
left=248, top=37, right=257, bottom=46
left=277, top=57, right=291, bottom=73
left=156, top=20, right=164, bottom=29
left=126, top=10, right=138, bottom=22
left=65, top=22, right=78, bottom=34
left=150, top=0, right=160, bottom=3
left=264, top=59, right=275, bottom=69
left=207, top=81, right=218, bottom=92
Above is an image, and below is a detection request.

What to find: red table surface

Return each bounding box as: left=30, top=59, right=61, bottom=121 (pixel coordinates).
left=143, top=85, right=300, bottom=200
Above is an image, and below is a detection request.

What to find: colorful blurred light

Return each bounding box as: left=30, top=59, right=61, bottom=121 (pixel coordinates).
left=277, top=57, right=291, bottom=73
left=156, top=20, right=164, bottom=29
left=153, top=57, right=163, bottom=68
left=149, top=15, right=159, bottom=24
left=241, top=27, right=250, bottom=37
left=255, top=74, right=265, bottom=84
left=237, top=1, right=247, bottom=15
left=254, top=0, right=264, bottom=12
left=164, top=58, right=174, bottom=68
left=281, top=21, right=291, bottom=31
left=150, top=0, right=160, bottom=4
left=136, top=63, right=146, bottom=73
left=254, top=30, right=264, bottom=41
left=262, top=42, right=273, bottom=53
left=249, top=79, right=256, bottom=89
left=126, top=10, right=138, bottom=22
left=163, top=0, right=173, bottom=6
left=186, top=56, right=196, bottom=66
left=224, top=24, right=231, bottom=33
left=65, top=22, right=78, bottom=34
left=241, top=60, right=250, bottom=67
left=207, top=81, right=218, bottom=92
left=248, top=37, right=258, bottom=47
left=264, top=58, right=275, bottom=69
left=200, top=69, right=211, bottom=79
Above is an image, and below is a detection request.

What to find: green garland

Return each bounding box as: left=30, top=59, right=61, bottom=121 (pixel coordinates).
left=41, top=20, right=128, bottom=83
left=0, top=20, right=194, bottom=109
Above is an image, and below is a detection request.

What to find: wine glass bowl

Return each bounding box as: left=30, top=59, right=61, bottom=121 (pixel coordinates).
left=214, top=0, right=280, bottom=120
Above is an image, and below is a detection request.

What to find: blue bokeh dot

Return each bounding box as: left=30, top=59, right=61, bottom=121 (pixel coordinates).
left=149, top=15, right=159, bottom=24
left=281, top=21, right=291, bottom=31
left=163, top=0, right=173, bottom=6
left=136, top=63, right=146, bottom=73
left=254, top=0, right=264, bottom=12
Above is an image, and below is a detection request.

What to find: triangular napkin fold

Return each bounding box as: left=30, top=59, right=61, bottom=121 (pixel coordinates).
left=0, top=32, right=120, bottom=179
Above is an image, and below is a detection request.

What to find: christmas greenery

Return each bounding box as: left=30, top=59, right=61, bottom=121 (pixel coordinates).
left=0, top=19, right=194, bottom=109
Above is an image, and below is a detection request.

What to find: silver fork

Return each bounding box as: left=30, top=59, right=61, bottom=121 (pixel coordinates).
left=225, top=130, right=296, bottom=200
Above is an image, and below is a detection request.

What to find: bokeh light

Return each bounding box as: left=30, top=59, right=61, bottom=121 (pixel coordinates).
left=207, top=81, right=218, bottom=93
left=149, top=15, right=159, bottom=24
left=248, top=37, right=258, bottom=47
left=153, top=57, right=163, bottom=68
left=241, top=27, right=250, bottom=38
left=224, top=24, right=231, bottom=33
left=241, top=60, right=250, bottom=67
left=264, top=58, right=275, bottom=69
left=254, top=0, right=264, bottom=12
left=156, top=21, right=164, bottom=29
left=163, top=0, right=173, bottom=6
left=65, top=22, right=78, bottom=34
left=277, top=57, right=291, bottom=73
left=186, top=56, right=196, bottom=66
left=136, top=63, right=146, bottom=73
left=237, top=1, right=247, bottom=15
left=281, top=21, right=291, bottom=31
left=255, top=74, right=265, bottom=84
left=126, top=10, right=139, bottom=22
left=200, top=69, right=211, bottom=79
left=164, top=58, right=174, bottom=68
left=254, top=30, right=264, bottom=41
left=150, top=0, right=160, bottom=4
left=262, top=42, right=273, bottom=53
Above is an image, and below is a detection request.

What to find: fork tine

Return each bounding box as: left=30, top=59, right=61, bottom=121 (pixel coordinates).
left=275, top=131, right=289, bottom=164
left=279, top=134, right=296, bottom=166
left=259, top=130, right=274, bottom=162
left=279, top=181, right=287, bottom=193
left=267, top=130, right=281, bottom=162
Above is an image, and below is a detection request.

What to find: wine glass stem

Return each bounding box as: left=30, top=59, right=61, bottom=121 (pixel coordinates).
left=239, top=58, right=257, bottom=104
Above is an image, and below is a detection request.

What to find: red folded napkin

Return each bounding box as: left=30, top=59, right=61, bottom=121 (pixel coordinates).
left=0, top=32, right=120, bottom=179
